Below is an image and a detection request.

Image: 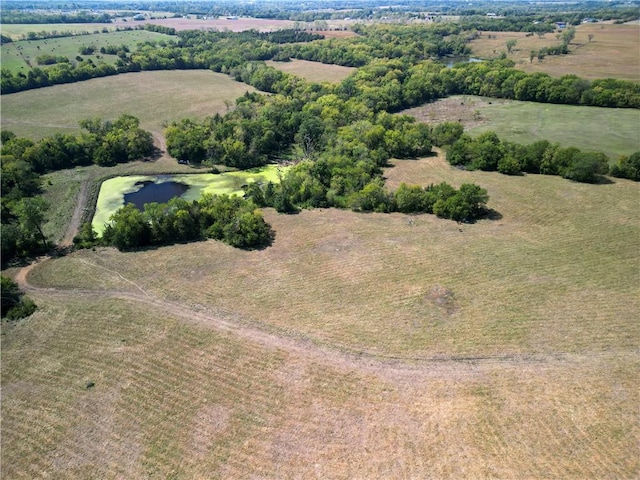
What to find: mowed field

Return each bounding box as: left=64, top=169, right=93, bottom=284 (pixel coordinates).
left=404, top=95, right=640, bottom=159
left=1, top=30, right=176, bottom=73
left=266, top=59, right=356, bottom=83
left=0, top=70, right=256, bottom=139
left=468, top=23, right=640, bottom=81
left=3, top=153, right=638, bottom=477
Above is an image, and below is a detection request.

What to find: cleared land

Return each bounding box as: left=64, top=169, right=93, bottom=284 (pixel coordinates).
left=3, top=153, right=638, bottom=477
left=1, top=30, right=175, bottom=73
left=469, top=23, right=640, bottom=81
left=403, top=95, right=640, bottom=159
left=1, top=70, right=256, bottom=139
left=266, top=59, right=356, bottom=83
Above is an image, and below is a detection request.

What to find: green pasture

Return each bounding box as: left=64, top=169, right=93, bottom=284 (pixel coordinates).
left=468, top=99, right=640, bottom=159
left=1, top=70, right=257, bottom=139
left=1, top=30, right=175, bottom=74
left=92, top=166, right=284, bottom=234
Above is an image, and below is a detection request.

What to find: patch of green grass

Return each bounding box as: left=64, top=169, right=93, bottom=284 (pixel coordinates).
left=469, top=100, right=640, bottom=159
left=1, top=30, right=175, bottom=74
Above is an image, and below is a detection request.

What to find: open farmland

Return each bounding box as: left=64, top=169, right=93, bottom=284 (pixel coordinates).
left=403, top=95, right=640, bottom=159
left=0, top=30, right=176, bottom=74
left=0, top=70, right=256, bottom=140
left=469, top=23, right=640, bottom=81
left=3, top=152, right=638, bottom=477
left=266, top=59, right=356, bottom=83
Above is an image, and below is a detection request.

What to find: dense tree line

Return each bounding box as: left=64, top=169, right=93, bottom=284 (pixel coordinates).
left=77, top=194, right=274, bottom=251
left=610, top=152, right=640, bottom=181
left=445, top=132, right=628, bottom=183
left=1, top=11, right=112, bottom=24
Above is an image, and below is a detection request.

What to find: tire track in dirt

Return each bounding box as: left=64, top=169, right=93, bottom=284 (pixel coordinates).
left=14, top=258, right=638, bottom=378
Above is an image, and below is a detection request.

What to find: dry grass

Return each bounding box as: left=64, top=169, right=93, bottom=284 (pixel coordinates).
left=469, top=24, right=640, bottom=81
left=266, top=59, right=356, bottom=83
left=3, top=275, right=638, bottom=477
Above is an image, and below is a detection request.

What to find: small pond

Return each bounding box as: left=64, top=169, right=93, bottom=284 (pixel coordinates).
left=123, top=179, right=190, bottom=210
left=92, top=165, right=284, bottom=235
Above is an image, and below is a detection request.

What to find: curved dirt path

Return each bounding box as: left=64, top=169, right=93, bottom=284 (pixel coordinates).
left=14, top=257, right=634, bottom=379
left=60, top=180, right=90, bottom=247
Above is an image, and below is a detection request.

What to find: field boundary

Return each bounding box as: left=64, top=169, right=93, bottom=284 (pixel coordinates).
left=15, top=256, right=636, bottom=372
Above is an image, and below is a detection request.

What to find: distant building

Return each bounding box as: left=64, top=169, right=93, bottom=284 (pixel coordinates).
left=555, top=22, right=567, bottom=29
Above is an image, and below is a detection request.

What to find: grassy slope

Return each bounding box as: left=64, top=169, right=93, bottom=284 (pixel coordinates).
left=468, top=23, right=640, bottom=82
left=266, top=59, right=356, bottom=83
left=1, top=30, right=175, bottom=73
left=403, top=95, right=640, bottom=159
left=468, top=99, right=640, bottom=159
left=1, top=70, right=256, bottom=140
left=3, top=153, right=638, bottom=477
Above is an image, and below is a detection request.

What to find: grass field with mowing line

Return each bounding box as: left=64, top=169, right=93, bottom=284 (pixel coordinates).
left=29, top=153, right=640, bottom=358
left=266, top=59, right=356, bottom=83
left=1, top=30, right=175, bottom=74
left=3, top=153, right=638, bottom=477
left=1, top=70, right=257, bottom=140
left=404, top=95, right=640, bottom=159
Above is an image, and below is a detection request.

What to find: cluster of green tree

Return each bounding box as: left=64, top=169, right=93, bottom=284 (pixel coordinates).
left=446, top=132, right=625, bottom=183
left=36, top=54, right=70, bottom=65
left=143, top=23, right=177, bottom=35
left=396, top=59, right=640, bottom=109
left=165, top=78, right=445, bottom=168
left=248, top=166, right=489, bottom=221
left=77, top=194, right=274, bottom=251
left=1, top=34, right=13, bottom=44
left=459, top=15, right=556, bottom=33
left=285, top=23, right=471, bottom=67
left=99, top=44, right=130, bottom=56
left=2, top=115, right=153, bottom=174
left=610, top=152, right=640, bottom=181
left=1, top=11, right=112, bottom=24
left=1, top=276, right=37, bottom=321
left=258, top=30, right=324, bottom=44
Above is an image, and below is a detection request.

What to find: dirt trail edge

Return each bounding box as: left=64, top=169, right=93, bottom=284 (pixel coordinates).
left=60, top=180, right=90, bottom=247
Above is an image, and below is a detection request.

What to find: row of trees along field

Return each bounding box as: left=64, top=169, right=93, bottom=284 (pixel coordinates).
left=0, top=115, right=153, bottom=265
left=447, top=132, right=640, bottom=183
left=2, top=23, right=639, bottom=109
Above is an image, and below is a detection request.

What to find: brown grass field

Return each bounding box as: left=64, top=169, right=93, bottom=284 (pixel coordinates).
left=3, top=152, right=639, bottom=478
left=469, top=23, right=640, bottom=81
left=266, top=59, right=356, bottom=83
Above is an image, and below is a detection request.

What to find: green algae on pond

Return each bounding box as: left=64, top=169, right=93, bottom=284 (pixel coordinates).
left=92, top=165, right=284, bottom=235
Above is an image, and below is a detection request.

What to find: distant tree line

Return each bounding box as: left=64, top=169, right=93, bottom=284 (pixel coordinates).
left=0, top=115, right=154, bottom=265
left=76, top=194, right=274, bottom=251
left=1, top=11, right=112, bottom=24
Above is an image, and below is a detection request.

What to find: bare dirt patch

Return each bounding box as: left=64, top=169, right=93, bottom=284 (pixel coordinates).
left=402, top=95, right=506, bottom=129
